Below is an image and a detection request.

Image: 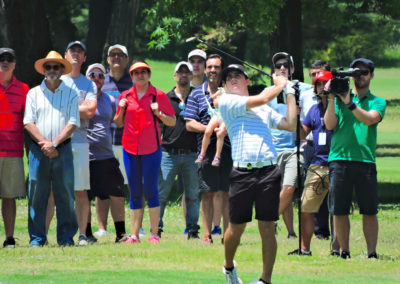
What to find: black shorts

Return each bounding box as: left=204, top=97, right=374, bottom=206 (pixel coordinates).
left=198, top=143, right=232, bottom=193
left=89, top=158, right=125, bottom=200
left=229, top=165, right=281, bottom=224
left=329, top=160, right=378, bottom=215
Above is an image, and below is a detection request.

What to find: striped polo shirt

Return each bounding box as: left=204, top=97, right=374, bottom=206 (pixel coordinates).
left=0, top=76, right=29, bottom=157
left=219, top=94, right=283, bottom=163
left=23, top=80, right=80, bottom=141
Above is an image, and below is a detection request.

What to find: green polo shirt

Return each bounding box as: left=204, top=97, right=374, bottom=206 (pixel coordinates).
left=328, top=90, right=386, bottom=163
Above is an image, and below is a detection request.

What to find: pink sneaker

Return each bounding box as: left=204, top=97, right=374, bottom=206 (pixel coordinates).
left=148, top=235, right=160, bottom=244
left=124, top=235, right=140, bottom=244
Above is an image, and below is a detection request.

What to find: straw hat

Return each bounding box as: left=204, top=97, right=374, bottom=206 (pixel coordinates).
left=34, top=51, right=72, bottom=75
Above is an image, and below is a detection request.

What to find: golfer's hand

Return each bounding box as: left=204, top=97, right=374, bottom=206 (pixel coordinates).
left=272, top=73, right=287, bottom=88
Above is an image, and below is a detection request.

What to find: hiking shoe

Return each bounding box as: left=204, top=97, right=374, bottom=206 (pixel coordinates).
left=87, top=235, right=98, bottom=244
left=341, top=250, right=351, bottom=259
left=124, top=235, right=140, bottom=244
left=203, top=234, right=213, bottom=245
left=287, top=232, right=297, bottom=239
left=288, top=248, right=312, bottom=256
left=139, top=228, right=146, bottom=237
left=115, top=233, right=129, bottom=243
left=212, top=225, right=222, bottom=235
left=187, top=231, right=200, bottom=240
left=211, top=156, right=221, bottom=167
left=222, top=265, right=242, bottom=284
left=3, top=237, right=16, bottom=248
left=78, top=234, right=89, bottom=246
left=195, top=154, right=205, bottom=164
left=330, top=250, right=340, bottom=257
left=368, top=252, right=378, bottom=259
left=94, top=229, right=109, bottom=237
left=148, top=234, right=160, bottom=244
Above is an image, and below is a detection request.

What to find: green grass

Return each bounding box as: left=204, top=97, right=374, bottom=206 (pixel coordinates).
left=1, top=201, right=400, bottom=283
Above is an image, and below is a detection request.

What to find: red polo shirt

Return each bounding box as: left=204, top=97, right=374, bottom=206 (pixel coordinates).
left=117, top=83, right=174, bottom=155
left=0, top=76, right=29, bottom=157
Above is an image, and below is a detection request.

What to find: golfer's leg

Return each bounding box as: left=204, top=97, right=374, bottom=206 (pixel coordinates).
left=258, top=220, right=277, bottom=283
left=224, top=222, right=246, bottom=268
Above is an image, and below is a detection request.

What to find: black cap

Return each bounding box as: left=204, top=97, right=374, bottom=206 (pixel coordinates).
left=221, top=64, right=249, bottom=82
left=0, top=47, right=16, bottom=57
left=66, top=41, right=86, bottom=52
left=350, top=58, right=374, bottom=73
left=272, top=52, right=294, bottom=67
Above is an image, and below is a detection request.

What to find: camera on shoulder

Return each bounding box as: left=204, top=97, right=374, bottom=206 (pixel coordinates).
left=329, top=68, right=369, bottom=95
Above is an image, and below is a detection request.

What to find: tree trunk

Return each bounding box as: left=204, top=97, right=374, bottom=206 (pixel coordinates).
left=269, top=0, right=304, bottom=82
left=4, top=0, right=52, bottom=86
left=0, top=1, right=9, bottom=46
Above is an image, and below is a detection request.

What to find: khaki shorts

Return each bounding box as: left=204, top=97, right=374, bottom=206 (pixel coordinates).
left=301, top=164, right=329, bottom=213
left=72, top=143, right=90, bottom=191
left=276, top=150, right=303, bottom=187
left=0, top=156, right=26, bottom=198
left=113, top=145, right=128, bottom=184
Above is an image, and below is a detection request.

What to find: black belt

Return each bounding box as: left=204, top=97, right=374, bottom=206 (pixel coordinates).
left=162, top=147, right=195, bottom=155
left=32, top=138, right=71, bottom=149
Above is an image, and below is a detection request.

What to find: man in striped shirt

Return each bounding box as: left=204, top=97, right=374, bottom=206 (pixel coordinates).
left=217, top=64, right=297, bottom=284
left=24, top=51, right=80, bottom=247
left=0, top=47, right=29, bottom=248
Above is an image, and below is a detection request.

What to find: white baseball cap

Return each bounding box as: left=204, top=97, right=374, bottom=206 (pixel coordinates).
left=188, top=49, right=206, bottom=60
left=86, top=63, right=106, bottom=76
left=107, top=44, right=128, bottom=56
left=174, top=61, right=193, bottom=73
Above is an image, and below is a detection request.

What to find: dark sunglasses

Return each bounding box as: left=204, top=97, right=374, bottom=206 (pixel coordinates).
left=109, top=52, right=126, bottom=58
left=43, top=64, right=61, bottom=71
left=275, top=62, right=290, bottom=69
left=0, top=55, right=15, bottom=63
left=89, top=72, right=105, bottom=79
left=178, top=101, right=186, bottom=116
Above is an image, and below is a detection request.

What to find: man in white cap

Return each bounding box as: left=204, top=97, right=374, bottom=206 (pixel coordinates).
left=24, top=51, right=79, bottom=247
left=96, top=44, right=133, bottom=237
left=158, top=61, right=200, bottom=239
left=0, top=47, right=29, bottom=248
left=188, top=49, right=207, bottom=88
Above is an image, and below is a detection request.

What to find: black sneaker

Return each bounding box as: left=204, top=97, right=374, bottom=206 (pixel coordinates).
left=157, top=228, right=163, bottom=238
left=368, top=252, right=378, bottom=259
left=288, top=248, right=312, bottom=256
left=330, top=250, right=340, bottom=257
left=3, top=237, right=16, bottom=248
left=187, top=231, right=200, bottom=240
left=87, top=235, right=98, bottom=244
left=287, top=232, right=297, bottom=239
left=341, top=250, right=351, bottom=259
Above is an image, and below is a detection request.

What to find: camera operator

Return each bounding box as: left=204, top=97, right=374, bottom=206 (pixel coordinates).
left=324, top=58, right=386, bottom=259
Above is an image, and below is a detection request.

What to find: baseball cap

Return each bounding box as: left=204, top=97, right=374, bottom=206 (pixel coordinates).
left=221, top=64, right=249, bottom=82
left=272, top=52, right=294, bottom=67
left=85, top=63, right=106, bottom=76
left=350, top=58, right=374, bottom=73
left=312, top=70, right=333, bottom=84
left=66, top=41, right=86, bottom=52
left=174, top=61, right=193, bottom=73
left=188, top=49, right=206, bottom=60
left=0, top=47, right=16, bottom=57
left=108, top=44, right=128, bottom=57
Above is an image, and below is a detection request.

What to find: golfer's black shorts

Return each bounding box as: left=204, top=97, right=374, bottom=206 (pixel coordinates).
left=229, top=164, right=281, bottom=224
left=198, top=143, right=232, bottom=193
left=89, top=158, right=125, bottom=200
left=329, top=160, right=378, bottom=215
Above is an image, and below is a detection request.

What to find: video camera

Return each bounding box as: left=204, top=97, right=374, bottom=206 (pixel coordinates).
left=330, top=68, right=369, bottom=95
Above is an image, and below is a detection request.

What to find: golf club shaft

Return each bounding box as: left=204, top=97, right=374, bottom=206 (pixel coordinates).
left=190, top=37, right=272, bottom=79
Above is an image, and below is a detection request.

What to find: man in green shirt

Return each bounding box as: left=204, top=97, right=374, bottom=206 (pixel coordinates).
left=324, top=58, right=386, bottom=259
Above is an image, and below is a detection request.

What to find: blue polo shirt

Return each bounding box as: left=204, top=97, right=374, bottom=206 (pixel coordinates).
left=101, top=71, right=133, bottom=145
left=302, top=102, right=332, bottom=166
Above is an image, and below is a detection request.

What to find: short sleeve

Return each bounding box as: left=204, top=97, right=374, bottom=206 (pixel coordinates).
left=157, top=90, right=175, bottom=116
left=184, top=90, right=200, bottom=121
left=23, top=88, right=36, bottom=125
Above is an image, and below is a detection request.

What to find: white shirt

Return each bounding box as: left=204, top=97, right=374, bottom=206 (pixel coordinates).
left=219, top=94, right=283, bottom=163
left=23, top=80, right=80, bottom=141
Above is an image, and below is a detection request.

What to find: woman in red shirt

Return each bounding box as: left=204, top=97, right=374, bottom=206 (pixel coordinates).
left=114, top=61, right=175, bottom=244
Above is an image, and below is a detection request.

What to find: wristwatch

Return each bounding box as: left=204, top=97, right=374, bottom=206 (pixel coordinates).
left=52, top=141, right=58, bottom=148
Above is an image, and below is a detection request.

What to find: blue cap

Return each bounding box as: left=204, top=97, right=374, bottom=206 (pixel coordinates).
left=350, top=58, right=374, bottom=73
left=66, top=41, right=86, bottom=52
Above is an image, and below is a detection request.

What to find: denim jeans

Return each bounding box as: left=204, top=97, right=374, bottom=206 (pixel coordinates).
left=158, top=151, right=200, bottom=233
left=28, top=142, right=78, bottom=246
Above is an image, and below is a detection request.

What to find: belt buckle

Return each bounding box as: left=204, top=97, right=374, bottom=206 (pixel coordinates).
left=246, top=163, right=252, bottom=170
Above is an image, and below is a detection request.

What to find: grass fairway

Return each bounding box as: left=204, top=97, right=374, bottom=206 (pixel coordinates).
left=1, top=201, right=400, bottom=283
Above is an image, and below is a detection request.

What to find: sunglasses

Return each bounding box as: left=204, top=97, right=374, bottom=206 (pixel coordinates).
left=43, top=64, right=61, bottom=71
left=89, top=72, right=105, bottom=79
left=178, top=101, right=186, bottom=116
left=109, top=52, right=126, bottom=58
left=275, top=62, right=290, bottom=69
left=0, top=55, right=15, bottom=63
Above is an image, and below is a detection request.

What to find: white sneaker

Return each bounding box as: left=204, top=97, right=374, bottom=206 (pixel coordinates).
left=94, top=229, right=109, bottom=237
left=222, top=265, right=242, bottom=284
left=78, top=234, right=88, bottom=246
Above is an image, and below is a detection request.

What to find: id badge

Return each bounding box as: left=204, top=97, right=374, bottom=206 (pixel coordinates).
left=318, top=132, right=326, bottom=145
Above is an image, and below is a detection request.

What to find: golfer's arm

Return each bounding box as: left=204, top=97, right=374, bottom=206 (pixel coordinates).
left=246, top=85, right=285, bottom=110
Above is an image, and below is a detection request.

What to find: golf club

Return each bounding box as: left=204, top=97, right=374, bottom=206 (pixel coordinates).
left=186, top=36, right=272, bottom=79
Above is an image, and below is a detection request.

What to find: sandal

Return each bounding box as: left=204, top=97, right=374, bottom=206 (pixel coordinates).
left=195, top=154, right=205, bottom=164
left=211, top=156, right=221, bottom=167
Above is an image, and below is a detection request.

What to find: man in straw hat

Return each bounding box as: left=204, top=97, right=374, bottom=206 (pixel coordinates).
left=24, top=51, right=80, bottom=247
